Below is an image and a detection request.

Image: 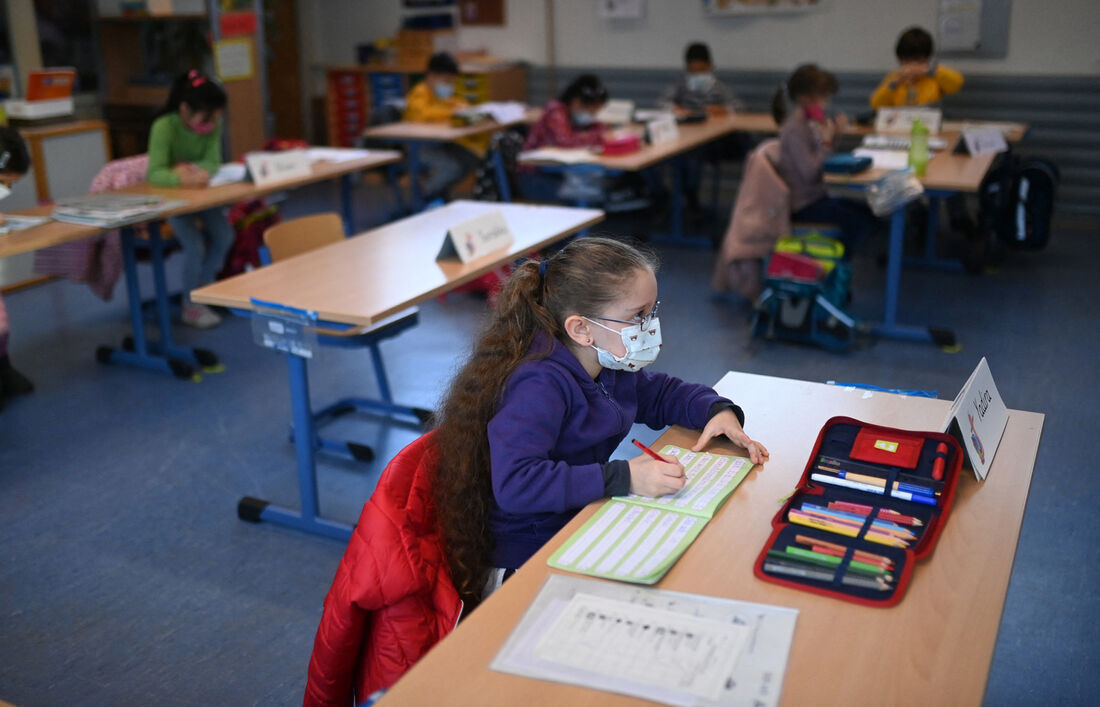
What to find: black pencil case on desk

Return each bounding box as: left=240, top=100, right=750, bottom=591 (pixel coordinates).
left=753, top=416, right=963, bottom=607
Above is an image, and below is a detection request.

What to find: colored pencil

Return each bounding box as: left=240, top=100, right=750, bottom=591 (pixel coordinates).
left=828, top=500, right=924, bottom=527
left=776, top=547, right=893, bottom=579
left=787, top=509, right=910, bottom=547
left=810, top=473, right=938, bottom=506
left=793, top=534, right=895, bottom=567
left=799, top=503, right=917, bottom=538
left=631, top=438, right=666, bottom=462
left=819, top=455, right=944, bottom=488
left=795, top=508, right=915, bottom=541
left=763, top=559, right=892, bottom=591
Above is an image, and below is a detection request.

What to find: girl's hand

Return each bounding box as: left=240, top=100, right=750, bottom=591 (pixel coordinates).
left=627, top=453, right=686, bottom=498
left=692, top=409, right=770, bottom=465
left=175, top=163, right=209, bottom=187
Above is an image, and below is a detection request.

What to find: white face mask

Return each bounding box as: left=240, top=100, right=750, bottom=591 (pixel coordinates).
left=586, top=316, right=662, bottom=372
left=687, top=73, right=715, bottom=93
left=0, top=183, right=10, bottom=201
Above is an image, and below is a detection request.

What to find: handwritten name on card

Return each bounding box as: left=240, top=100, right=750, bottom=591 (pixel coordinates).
left=436, top=209, right=515, bottom=264
left=244, top=150, right=312, bottom=187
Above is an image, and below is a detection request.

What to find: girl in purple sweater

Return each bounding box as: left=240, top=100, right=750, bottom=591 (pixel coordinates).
left=432, top=237, right=768, bottom=607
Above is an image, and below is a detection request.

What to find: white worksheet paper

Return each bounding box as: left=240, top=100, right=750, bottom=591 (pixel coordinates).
left=492, top=574, right=799, bottom=707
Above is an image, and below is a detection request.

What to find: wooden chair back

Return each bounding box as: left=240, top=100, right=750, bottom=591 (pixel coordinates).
left=263, top=212, right=344, bottom=263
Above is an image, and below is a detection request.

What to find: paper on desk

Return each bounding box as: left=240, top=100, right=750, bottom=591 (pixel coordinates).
left=547, top=448, right=753, bottom=584
left=519, top=147, right=598, bottom=164
left=304, top=147, right=374, bottom=163
left=209, top=163, right=248, bottom=186
left=634, top=108, right=675, bottom=122
left=492, top=574, right=799, bottom=707
left=473, top=101, right=527, bottom=124
left=854, top=148, right=910, bottom=170
left=534, top=593, right=749, bottom=702
left=0, top=215, right=49, bottom=234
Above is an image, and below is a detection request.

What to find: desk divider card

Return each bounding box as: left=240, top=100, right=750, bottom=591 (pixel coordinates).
left=435, top=208, right=514, bottom=264
left=491, top=573, right=798, bottom=707
left=244, top=149, right=312, bottom=187
left=647, top=114, right=680, bottom=146
left=942, top=357, right=1008, bottom=480
left=548, top=447, right=754, bottom=584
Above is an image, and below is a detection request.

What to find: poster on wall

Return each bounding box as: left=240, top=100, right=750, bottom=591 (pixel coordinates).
left=702, top=0, right=822, bottom=14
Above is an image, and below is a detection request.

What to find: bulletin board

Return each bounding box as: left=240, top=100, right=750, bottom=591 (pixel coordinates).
left=937, top=0, right=1012, bottom=59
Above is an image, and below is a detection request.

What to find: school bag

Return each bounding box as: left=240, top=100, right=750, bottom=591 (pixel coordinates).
left=978, top=153, right=1059, bottom=250
left=753, top=233, right=857, bottom=352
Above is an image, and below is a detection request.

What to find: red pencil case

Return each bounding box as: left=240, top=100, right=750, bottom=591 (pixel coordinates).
left=753, top=416, right=963, bottom=607
left=600, top=134, right=641, bottom=155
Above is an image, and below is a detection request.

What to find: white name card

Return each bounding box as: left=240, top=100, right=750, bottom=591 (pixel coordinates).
left=646, top=114, right=680, bottom=146
left=436, top=209, right=514, bottom=264
left=596, top=99, right=635, bottom=125
left=960, top=127, right=1008, bottom=157
left=941, top=357, right=1009, bottom=481
left=875, top=107, right=943, bottom=135
left=245, top=150, right=312, bottom=187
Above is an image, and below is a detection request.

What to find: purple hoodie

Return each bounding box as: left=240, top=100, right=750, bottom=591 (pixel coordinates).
left=486, top=333, right=742, bottom=569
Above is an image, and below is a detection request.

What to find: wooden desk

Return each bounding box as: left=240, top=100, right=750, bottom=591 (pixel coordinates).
left=0, top=150, right=403, bottom=379
left=0, top=152, right=402, bottom=259
left=363, top=109, right=540, bottom=210
left=362, top=108, right=541, bottom=144
left=191, top=200, right=605, bottom=540
left=382, top=371, right=1043, bottom=706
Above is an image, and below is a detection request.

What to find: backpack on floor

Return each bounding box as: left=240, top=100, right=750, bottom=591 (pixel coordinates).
left=753, top=234, right=856, bottom=352
left=979, top=153, right=1060, bottom=250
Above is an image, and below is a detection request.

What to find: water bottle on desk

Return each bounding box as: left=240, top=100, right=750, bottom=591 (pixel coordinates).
left=908, top=118, right=929, bottom=177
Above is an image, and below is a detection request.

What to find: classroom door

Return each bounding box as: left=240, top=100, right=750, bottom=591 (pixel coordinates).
left=264, top=0, right=304, bottom=140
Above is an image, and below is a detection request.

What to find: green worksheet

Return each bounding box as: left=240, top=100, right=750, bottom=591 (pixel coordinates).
left=548, top=447, right=754, bottom=584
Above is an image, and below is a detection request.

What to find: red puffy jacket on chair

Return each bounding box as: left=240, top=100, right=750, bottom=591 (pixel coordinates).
left=304, top=431, right=462, bottom=706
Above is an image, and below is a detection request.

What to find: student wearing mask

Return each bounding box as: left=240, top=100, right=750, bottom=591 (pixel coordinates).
left=404, top=52, right=488, bottom=202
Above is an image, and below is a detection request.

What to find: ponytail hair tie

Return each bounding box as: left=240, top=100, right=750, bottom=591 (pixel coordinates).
left=188, top=70, right=207, bottom=87
left=538, top=260, right=548, bottom=281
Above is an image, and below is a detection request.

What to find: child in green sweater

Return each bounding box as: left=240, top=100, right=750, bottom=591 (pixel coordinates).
left=147, top=70, right=235, bottom=328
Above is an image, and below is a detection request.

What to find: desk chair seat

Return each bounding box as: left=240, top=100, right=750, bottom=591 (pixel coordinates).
left=262, top=213, right=430, bottom=464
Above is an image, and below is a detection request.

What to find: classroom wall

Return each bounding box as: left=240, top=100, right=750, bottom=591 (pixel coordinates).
left=300, top=0, right=1100, bottom=79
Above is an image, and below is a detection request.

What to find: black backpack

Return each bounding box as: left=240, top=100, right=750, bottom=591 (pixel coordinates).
left=979, top=153, right=1060, bottom=250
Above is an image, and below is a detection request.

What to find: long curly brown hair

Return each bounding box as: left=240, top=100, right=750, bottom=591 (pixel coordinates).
left=432, top=237, right=658, bottom=607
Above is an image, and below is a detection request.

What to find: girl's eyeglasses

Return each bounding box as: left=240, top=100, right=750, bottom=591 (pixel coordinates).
left=589, top=301, right=660, bottom=328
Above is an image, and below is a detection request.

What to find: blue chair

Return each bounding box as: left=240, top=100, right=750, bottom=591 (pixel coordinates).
left=261, top=213, right=430, bottom=463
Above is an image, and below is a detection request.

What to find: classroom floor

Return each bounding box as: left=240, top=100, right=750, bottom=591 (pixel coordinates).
left=1, top=178, right=1097, bottom=706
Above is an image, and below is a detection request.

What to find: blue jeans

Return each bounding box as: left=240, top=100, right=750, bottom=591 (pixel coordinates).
left=792, top=196, right=877, bottom=252
left=167, top=207, right=235, bottom=296
left=420, top=143, right=480, bottom=201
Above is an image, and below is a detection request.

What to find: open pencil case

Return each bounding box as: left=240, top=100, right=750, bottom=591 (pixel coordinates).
left=753, top=416, right=963, bottom=606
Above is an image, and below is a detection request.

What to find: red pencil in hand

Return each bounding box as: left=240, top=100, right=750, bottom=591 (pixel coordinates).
left=632, top=438, right=667, bottom=462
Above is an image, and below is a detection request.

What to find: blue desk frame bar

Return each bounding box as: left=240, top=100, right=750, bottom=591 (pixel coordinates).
left=96, top=174, right=359, bottom=378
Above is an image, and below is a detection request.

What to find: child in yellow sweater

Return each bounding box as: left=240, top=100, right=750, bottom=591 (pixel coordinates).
left=871, top=27, right=963, bottom=109
left=404, top=52, right=488, bottom=202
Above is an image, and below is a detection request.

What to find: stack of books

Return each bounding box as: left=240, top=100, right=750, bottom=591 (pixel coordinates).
left=52, top=195, right=177, bottom=228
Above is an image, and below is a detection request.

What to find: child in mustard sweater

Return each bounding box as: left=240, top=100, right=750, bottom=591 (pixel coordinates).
left=871, top=27, right=964, bottom=109
left=404, top=52, right=487, bottom=202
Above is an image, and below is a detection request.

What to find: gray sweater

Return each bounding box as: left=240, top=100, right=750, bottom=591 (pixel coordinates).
left=775, top=110, right=830, bottom=211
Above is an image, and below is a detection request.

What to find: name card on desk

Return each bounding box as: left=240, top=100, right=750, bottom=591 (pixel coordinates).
left=436, top=209, right=514, bottom=264
left=942, top=357, right=1009, bottom=481
left=875, top=107, right=943, bottom=135
left=646, top=114, right=680, bottom=146
left=244, top=150, right=312, bottom=187
left=957, top=128, right=1008, bottom=156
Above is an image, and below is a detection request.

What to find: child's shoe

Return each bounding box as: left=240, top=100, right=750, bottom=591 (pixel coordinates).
left=181, top=303, right=222, bottom=329
left=0, top=355, right=33, bottom=397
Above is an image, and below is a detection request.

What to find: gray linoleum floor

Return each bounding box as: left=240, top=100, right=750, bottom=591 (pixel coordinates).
left=1, top=178, right=1097, bottom=706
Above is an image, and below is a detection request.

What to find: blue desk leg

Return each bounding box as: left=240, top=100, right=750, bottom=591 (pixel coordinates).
left=408, top=141, right=423, bottom=212
left=652, top=157, right=710, bottom=249
left=340, top=173, right=355, bottom=234
left=237, top=352, right=354, bottom=541
left=492, top=150, right=512, bottom=202
left=903, top=192, right=964, bottom=272
left=872, top=207, right=956, bottom=347
left=97, top=224, right=217, bottom=378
